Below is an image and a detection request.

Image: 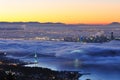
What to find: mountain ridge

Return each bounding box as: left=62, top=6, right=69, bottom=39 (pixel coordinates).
left=0, top=22, right=120, bottom=26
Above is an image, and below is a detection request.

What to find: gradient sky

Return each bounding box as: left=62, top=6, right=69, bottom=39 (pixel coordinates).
left=0, top=0, right=120, bottom=24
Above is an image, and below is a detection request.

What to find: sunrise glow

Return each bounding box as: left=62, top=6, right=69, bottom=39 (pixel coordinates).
left=0, top=0, right=120, bottom=24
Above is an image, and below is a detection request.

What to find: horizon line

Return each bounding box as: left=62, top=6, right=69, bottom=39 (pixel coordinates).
left=0, top=21, right=120, bottom=25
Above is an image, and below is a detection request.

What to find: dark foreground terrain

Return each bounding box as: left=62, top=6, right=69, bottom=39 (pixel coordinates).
left=0, top=52, right=81, bottom=80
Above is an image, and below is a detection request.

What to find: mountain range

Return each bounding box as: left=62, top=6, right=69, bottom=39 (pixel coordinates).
left=0, top=22, right=120, bottom=26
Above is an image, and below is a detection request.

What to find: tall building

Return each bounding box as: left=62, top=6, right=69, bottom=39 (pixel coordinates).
left=111, top=32, right=114, bottom=40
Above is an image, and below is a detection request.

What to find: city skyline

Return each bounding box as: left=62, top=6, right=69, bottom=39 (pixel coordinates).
left=0, top=0, right=120, bottom=24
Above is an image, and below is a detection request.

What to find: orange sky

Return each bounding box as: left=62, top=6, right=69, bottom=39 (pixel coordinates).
left=0, top=0, right=120, bottom=24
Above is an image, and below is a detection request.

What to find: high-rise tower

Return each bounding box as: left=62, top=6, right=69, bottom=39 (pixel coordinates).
left=111, top=32, right=114, bottom=40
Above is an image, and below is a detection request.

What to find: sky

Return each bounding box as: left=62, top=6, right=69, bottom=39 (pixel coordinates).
left=0, top=0, right=120, bottom=24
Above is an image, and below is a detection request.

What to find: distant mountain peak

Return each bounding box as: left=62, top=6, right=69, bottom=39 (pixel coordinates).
left=109, top=22, right=120, bottom=25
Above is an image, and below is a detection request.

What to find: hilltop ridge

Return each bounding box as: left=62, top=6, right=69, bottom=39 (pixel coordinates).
left=0, top=22, right=120, bottom=26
